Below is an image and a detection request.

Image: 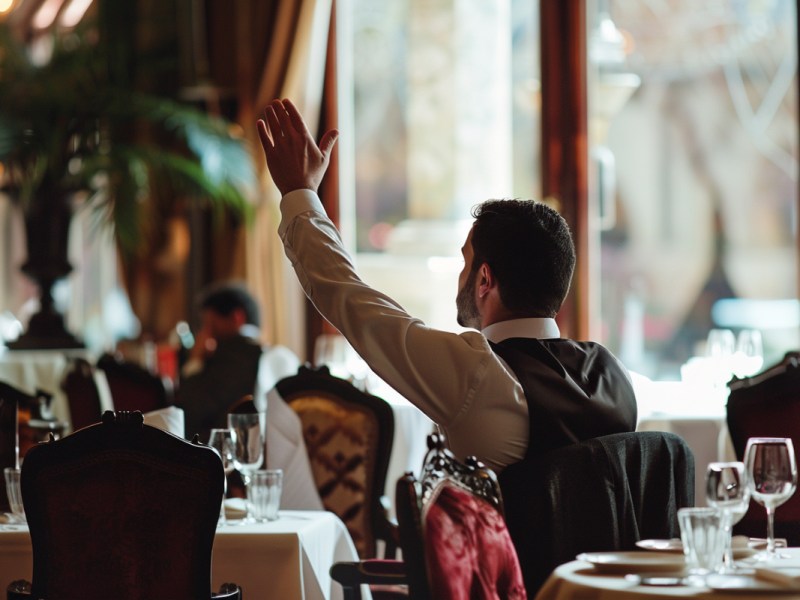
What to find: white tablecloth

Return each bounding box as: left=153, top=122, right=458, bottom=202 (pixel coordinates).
left=0, top=510, right=367, bottom=600
left=0, top=349, right=113, bottom=433
left=535, top=549, right=800, bottom=600
left=633, top=377, right=736, bottom=499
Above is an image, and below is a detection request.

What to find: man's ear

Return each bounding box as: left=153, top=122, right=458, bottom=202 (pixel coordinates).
left=477, top=263, right=495, bottom=299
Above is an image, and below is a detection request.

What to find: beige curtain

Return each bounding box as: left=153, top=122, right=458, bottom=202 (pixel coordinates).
left=237, top=0, right=333, bottom=358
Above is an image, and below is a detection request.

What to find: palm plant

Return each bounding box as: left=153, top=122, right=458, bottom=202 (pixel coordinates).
left=0, top=7, right=255, bottom=348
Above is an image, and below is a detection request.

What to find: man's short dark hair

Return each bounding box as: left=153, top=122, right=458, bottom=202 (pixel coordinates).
left=199, top=282, right=261, bottom=327
left=470, top=199, right=576, bottom=318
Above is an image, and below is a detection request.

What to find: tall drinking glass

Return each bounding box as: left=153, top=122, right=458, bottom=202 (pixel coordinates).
left=207, top=428, right=236, bottom=525
left=706, top=461, right=749, bottom=571
left=227, top=412, right=265, bottom=522
left=744, top=437, right=797, bottom=559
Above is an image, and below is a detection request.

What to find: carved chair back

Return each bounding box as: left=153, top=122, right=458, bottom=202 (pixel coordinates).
left=727, top=352, right=800, bottom=545
left=20, top=410, right=225, bottom=600
left=276, top=365, right=395, bottom=558
left=61, top=358, right=103, bottom=431
left=97, top=353, right=170, bottom=413
left=396, top=433, right=527, bottom=599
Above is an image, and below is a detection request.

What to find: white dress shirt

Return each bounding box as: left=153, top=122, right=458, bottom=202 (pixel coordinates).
left=279, top=189, right=564, bottom=472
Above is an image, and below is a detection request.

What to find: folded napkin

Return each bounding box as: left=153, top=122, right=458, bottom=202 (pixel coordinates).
left=143, top=406, right=185, bottom=436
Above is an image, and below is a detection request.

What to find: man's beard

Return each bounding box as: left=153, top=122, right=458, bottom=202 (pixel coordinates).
left=456, top=272, right=480, bottom=329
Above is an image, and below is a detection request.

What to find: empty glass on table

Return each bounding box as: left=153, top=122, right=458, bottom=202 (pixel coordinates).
left=207, top=428, right=237, bottom=525
left=227, top=412, right=265, bottom=522
left=706, top=461, right=749, bottom=571
left=744, top=437, right=797, bottom=559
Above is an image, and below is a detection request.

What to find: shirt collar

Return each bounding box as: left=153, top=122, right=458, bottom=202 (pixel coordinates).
left=481, top=318, right=561, bottom=343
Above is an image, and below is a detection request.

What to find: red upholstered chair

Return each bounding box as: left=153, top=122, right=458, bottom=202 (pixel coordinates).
left=330, top=433, right=527, bottom=600
left=4, top=410, right=241, bottom=600
left=727, top=351, right=800, bottom=545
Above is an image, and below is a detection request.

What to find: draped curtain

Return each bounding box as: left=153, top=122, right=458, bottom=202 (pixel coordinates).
left=228, top=0, right=334, bottom=359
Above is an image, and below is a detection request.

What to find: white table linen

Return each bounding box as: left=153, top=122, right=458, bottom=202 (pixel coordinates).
left=632, top=375, right=736, bottom=497
left=0, top=349, right=113, bottom=433
left=535, top=549, right=800, bottom=600
left=142, top=406, right=184, bottom=437
left=0, top=510, right=367, bottom=600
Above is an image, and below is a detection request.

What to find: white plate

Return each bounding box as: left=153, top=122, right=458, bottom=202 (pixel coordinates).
left=577, top=551, right=687, bottom=574
left=636, top=538, right=757, bottom=559
left=706, top=573, right=800, bottom=594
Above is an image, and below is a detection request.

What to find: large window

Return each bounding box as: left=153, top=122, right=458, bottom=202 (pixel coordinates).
left=339, top=0, right=540, bottom=331
left=339, top=0, right=799, bottom=381
left=591, top=0, right=798, bottom=379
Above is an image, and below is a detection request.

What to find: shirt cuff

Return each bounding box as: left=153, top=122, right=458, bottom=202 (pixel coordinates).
left=278, top=189, right=326, bottom=237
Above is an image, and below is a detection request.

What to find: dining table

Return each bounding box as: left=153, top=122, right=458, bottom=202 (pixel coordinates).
left=0, top=509, right=368, bottom=600
left=535, top=547, right=800, bottom=599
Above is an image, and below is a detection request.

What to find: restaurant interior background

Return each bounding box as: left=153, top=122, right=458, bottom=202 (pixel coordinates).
left=0, top=0, right=797, bottom=390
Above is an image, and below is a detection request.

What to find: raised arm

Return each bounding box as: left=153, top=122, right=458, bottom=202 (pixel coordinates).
left=257, top=98, right=339, bottom=196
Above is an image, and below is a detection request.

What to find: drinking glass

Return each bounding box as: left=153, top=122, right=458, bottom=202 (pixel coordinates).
left=227, top=412, right=265, bottom=522
left=706, top=461, right=749, bottom=571
left=3, top=467, right=24, bottom=523
left=706, top=329, right=736, bottom=358
left=207, top=428, right=236, bottom=525
left=734, top=329, right=764, bottom=377
left=744, top=437, right=797, bottom=559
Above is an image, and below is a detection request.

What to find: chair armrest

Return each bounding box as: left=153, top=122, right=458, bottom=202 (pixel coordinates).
left=331, top=559, right=408, bottom=587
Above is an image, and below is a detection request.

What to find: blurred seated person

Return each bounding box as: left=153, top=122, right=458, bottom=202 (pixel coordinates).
left=177, top=282, right=300, bottom=443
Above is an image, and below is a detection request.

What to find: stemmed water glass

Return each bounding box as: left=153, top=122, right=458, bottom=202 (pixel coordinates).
left=744, top=437, right=797, bottom=559
left=207, top=428, right=236, bottom=526
left=227, top=412, right=265, bottom=522
left=706, top=461, right=749, bottom=571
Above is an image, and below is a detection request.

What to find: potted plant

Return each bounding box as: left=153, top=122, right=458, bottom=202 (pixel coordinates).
left=0, top=5, right=254, bottom=349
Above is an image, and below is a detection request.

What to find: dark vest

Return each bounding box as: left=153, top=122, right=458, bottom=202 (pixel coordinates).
left=489, top=337, right=637, bottom=454
left=491, top=337, right=639, bottom=595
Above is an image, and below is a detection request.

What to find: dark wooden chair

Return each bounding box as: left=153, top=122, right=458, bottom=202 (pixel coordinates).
left=330, top=433, right=527, bottom=600
left=4, top=410, right=241, bottom=600
left=727, top=351, right=800, bottom=545
left=97, top=352, right=172, bottom=413
left=0, top=394, right=17, bottom=514
left=499, top=430, right=695, bottom=595
left=276, top=364, right=397, bottom=559
left=0, top=382, right=66, bottom=463
left=60, top=357, right=103, bottom=431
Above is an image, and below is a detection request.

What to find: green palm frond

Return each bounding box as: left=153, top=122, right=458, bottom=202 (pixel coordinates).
left=0, top=12, right=256, bottom=258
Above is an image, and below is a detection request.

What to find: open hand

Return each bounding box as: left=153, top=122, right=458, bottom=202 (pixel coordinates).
left=257, top=98, right=339, bottom=196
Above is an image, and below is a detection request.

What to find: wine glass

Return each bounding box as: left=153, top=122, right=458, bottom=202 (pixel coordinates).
left=227, top=412, right=266, bottom=522
left=706, top=461, right=749, bottom=571
left=744, top=437, right=797, bottom=559
left=207, top=428, right=236, bottom=525
left=734, top=329, right=764, bottom=377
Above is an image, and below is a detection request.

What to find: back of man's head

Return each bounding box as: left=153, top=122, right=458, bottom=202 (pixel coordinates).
left=471, top=199, right=575, bottom=318
left=199, top=282, right=261, bottom=328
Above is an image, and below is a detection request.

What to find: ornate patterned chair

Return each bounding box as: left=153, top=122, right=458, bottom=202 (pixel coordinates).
left=276, top=365, right=397, bottom=558
left=330, top=433, right=527, bottom=600
left=4, top=410, right=241, bottom=600
left=727, top=351, right=800, bottom=545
